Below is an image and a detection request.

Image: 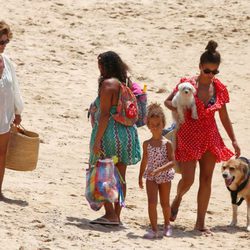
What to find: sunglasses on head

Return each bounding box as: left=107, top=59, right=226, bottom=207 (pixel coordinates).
left=0, top=39, right=10, bottom=46
left=203, top=68, right=219, bottom=75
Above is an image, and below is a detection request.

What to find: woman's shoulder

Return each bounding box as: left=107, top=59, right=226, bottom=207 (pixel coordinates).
left=2, top=54, right=11, bottom=64
left=213, top=78, right=229, bottom=95
left=103, top=77, right=120, bottom=84
left=101, top=78, right=120, bottom=89
left=213, top=78, right=230, bottom=104
left=2, top=54, right=14, bottom=68
left=213, top=77, right=227, bottom=88
left=99, top=78, right=120, bottom=95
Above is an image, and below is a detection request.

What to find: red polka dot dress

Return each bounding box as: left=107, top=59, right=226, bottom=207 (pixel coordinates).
left=174, top=77, right=234, bottom=163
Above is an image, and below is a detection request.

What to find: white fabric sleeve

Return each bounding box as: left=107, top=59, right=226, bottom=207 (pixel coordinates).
left=5, top=55, right=24, bottom=115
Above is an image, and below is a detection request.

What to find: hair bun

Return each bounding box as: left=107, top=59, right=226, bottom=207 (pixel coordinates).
left=205, top=40, right=218, bottom=53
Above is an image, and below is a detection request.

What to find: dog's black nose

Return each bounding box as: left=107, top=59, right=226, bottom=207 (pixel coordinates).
left=222, top=173, right=228, bottom=178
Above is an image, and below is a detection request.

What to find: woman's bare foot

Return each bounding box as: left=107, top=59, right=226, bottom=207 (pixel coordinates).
left=0, top=193, right=6, bottom=201
left=195, top=226, right=213, bottom=236
left=170, top=196, right=181, bottom=222
left=101, top=215, right=119, bottom=223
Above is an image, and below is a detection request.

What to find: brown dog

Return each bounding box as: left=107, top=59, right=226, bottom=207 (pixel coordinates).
left=221, top=157, right=250, bottom=231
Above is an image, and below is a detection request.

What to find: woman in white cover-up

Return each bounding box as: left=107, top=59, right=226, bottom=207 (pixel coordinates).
left=0, top=21, right=24, bottom=199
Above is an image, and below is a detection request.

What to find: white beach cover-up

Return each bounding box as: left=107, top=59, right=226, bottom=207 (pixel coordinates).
left=0, top=54, right=24, bottom=134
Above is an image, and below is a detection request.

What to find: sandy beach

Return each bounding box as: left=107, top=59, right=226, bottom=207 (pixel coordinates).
left=1, top=0, right=250, bottom=249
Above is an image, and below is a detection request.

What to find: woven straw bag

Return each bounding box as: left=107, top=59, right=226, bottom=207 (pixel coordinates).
left=6, top=126, right=40, bottom=171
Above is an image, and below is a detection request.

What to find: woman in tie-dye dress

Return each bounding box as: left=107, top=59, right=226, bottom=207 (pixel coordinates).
left=89, top=51, right=141, bottom=225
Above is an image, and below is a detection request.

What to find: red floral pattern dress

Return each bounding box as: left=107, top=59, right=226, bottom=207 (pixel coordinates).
left=173, top=76, right=234, bottom=163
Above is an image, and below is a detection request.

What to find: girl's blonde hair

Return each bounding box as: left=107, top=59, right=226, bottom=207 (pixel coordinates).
left=146, top=103, right=166, bottom=127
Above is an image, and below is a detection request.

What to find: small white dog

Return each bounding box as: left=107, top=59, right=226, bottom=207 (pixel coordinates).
left=172, top=82, right=198, bottom=126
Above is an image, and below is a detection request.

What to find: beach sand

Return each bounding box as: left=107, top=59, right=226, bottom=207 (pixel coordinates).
left=1, top=0, right=250, bottom=249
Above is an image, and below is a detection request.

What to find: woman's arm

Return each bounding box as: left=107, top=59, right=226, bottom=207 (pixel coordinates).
left=164, top=91, right=177, bottom=111
left=93, top=80, right=114, bottom=155
left=138, top=141, right=148, bottom=189
left=3, top=55, right=23, bottom=125
left=4, top=55, right=24, bottom=115
left=219, top=104, right=241, bottom=157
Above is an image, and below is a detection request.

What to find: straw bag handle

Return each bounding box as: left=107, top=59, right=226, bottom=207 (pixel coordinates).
left=10, top=124, right=26, bottom=133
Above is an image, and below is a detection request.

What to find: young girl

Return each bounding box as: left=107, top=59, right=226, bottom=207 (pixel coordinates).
left=138, top=103, right=175, bottom=239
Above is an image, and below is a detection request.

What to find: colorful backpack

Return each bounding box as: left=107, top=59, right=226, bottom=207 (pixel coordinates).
left=112, top=82, right=138, bottom=126
left=131, top=82, right=147, bottom=127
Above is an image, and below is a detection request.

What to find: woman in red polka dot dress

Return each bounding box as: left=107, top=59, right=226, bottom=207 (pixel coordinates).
left=164, top=40, right=241, bottom=235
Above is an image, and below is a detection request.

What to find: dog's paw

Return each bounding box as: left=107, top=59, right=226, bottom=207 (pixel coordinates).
left=229, top=221, right=237, bottom=227
left=247, top=225, right=250, bottom=232
left=191, top=113, right=198, bottom=120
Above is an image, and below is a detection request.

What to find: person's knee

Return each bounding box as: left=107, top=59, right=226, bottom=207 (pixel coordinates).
left=200, top=174, right=213, bottom=186
left=148, top=200, right=157, bottom=207
left=160, top=201, right=170, bottom=209
left=182, top=176, right=195, bottom=189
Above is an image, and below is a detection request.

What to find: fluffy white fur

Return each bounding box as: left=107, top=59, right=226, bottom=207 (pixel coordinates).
left=172, top=82, right=198, bottom=126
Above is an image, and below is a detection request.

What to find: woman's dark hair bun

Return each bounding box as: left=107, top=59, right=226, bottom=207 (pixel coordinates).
left=205, top=40, right=218, bottom=53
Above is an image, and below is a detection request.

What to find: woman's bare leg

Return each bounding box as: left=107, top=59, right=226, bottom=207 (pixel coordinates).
left=195, top=151, right=216, bottom=233
left=170, top=160, right=197, bottom=221
left=99, top=163, right=126, bottom=223
left=103, top=202, right=118, bottom=222
left=114, top=163, right=127, bottom=221
left=0, top=132, right=10, bottom=199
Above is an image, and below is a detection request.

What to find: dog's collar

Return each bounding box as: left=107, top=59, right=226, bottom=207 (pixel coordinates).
left=227, top=157, right=250, bottom=206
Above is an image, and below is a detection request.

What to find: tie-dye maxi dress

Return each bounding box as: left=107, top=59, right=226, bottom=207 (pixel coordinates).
left=89, top=97, right=141, bottom=166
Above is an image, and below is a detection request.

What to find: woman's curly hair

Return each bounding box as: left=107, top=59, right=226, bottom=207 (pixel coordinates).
left=0, top=20, right=13, bottom=39
left=146, top=103, right=166, bottom=128
left=97, top=51, right=129, bottom=93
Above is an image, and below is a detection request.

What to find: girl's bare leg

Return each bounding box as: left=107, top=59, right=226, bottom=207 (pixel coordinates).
left=159, top=182, right=171, bottom=227
left=146, top=179, right=158, bottom=232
